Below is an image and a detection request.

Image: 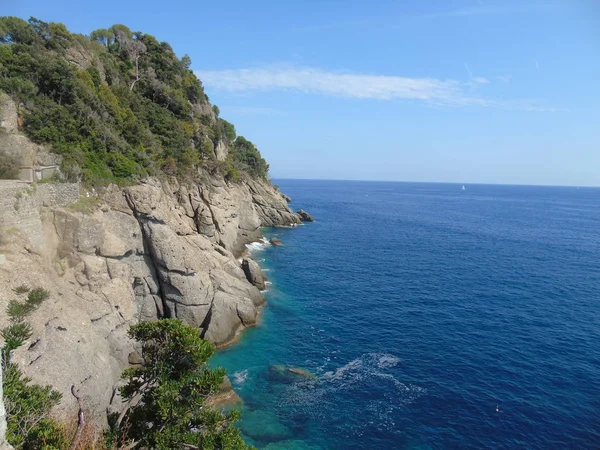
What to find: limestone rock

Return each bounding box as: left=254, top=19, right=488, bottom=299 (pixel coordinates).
left=0, top=167, right=301, bottom=432
left=242, top=258, right=266, bottom=290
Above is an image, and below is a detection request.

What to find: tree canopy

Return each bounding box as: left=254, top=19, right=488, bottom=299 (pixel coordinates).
left=111, top=319, right=251, bottom=450
left=0, top=16, right=271, bottom=184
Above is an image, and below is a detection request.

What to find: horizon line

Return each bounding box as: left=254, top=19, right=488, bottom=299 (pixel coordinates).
left=269, top=177, right=600, bottom=189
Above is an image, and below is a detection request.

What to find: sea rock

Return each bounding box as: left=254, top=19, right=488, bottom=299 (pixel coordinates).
left=242, top=258, right=266, bottom=290
left=205, top=376, right=243, bottom=408
left=268, top=365, right=316, bottom=383
left=297, top=209, right=314, bottom=222
left=270, top=238, right=283, bottom=246
left=239, top=409, right=292, bottom=442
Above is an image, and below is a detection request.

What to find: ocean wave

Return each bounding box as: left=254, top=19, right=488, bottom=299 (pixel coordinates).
left=245, top=237, right=271, bottom=252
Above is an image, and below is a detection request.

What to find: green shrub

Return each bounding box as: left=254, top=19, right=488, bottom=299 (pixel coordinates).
left=0, top=153, right=20, bottom=180
left=1, top=283, right=65, bottom=449
left=111, top=319, right=252, bottom=449
left=7, top=300, right=35, bottom=322
left=1, top=321, right=32, bottom=353
left=27, top=287, right=50, bottom=307
left=12, top=285, right=30, bottom=295
left=2, top=362, right=65, bottom=449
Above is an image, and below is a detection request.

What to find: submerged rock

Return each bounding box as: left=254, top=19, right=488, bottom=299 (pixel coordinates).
left=268, top=364, right=316, bottom=383
left=296, top=209, right=314, bottom=222
left=239, top=409, right=292, bottom=442
left=270, top=238, right=283, bottom=246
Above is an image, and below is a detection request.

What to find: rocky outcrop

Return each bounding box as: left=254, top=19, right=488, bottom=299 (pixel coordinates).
left=205, top=376, right=242, bottom=408
left=297, top=209, right=314, bottom=222
left=242, top=258, right=266, bottom=290
left=0, top=172, right=303, bottom=429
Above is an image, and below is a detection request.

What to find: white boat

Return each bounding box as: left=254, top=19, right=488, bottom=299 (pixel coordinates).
left=462, top=185, right=466, bottom=191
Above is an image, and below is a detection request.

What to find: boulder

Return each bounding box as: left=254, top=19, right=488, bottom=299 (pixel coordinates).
left=296, top=209, right=314, bottom=222
left=241, top=258, right=266, bottom=290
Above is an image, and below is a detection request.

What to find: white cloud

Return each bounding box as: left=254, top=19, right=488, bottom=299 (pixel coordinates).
left=196, top=65, right=561, bottom=111
left=197, top=65, right=483, bottom=107
left=496, top=74, right=512, bottom=83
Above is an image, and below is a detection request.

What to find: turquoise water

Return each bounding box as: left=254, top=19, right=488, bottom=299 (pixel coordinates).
left=211, top=180, right=600, bottom=449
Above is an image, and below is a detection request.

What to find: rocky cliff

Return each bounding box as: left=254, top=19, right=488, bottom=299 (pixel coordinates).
left=0, top=97, right=302, bottom=428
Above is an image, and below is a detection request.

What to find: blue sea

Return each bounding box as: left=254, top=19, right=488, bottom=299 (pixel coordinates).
left=211, top=180, right=600, bottom=449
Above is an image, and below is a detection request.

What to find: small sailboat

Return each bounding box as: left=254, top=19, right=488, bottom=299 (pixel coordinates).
left=462, top=185, right=466, bottom=191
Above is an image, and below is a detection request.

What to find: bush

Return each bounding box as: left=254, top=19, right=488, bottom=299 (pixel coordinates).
left=111, top=319, right=252, bottom=450
left=0, top=153, right=20, bottom=180
left=1, top=284, right=66, bottom=449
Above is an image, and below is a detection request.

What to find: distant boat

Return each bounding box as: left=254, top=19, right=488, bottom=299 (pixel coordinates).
left=462, top=185, right=466, bottom=191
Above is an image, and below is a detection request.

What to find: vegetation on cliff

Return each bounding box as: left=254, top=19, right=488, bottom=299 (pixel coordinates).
left=109, top=320, right=250, bottom=450
left=2, top=289, right=251, bottom=449
left=0, top=16, right=269, bottom=184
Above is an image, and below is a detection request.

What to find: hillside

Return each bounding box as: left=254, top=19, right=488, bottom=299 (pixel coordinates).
left=0, top=16, right=311, bottom=449
left=0, top=16, right=268, bottom=184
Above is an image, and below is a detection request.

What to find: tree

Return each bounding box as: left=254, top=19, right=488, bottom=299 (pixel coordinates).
left=90, top=28, right=114, bottom=47
left=115, top=31, right=147, bottom=91
left=113, top=320, right=251, bottom=450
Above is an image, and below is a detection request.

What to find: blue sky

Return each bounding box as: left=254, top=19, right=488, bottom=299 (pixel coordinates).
left=4, top=0, right=600, bottom=186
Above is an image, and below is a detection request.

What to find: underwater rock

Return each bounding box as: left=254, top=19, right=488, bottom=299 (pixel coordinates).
left=239, top=409, right=292, bottom=442
left=268, top=364, right=316, bottom=383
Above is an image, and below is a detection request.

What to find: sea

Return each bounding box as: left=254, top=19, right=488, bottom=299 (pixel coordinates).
left=210, top=180, right=600, bottom=450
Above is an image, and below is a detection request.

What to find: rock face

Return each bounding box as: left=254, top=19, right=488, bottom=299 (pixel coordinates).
left=297, top=209, right=314, bottom=222
left=242, top=258, right=266, bottom=290
left=0, top=173, right=301, bottom=429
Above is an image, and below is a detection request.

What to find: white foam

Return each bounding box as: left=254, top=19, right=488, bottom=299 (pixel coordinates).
left=244, top=237, right=271, bottom=252
left=377, top=354, right=401, bottom=369
left=232, top=369, right=249, bottom=385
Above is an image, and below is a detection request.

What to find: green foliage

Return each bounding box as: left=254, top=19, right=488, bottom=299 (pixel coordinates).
left=1, top=284, right=66, bottom=449
left=230, top=136, right=269, bottom=180
left=12, top=285, right=30, bottom=295
left=113, top=319, right=251, bottom=450
left=1, top=321, right=32, bottom=353
left=0, top=153, right=20, bottom=180
left=0, top=16, right=269, bottom=185
left=27, top=287, right=50, bottom=307
left=2, top=362, right=65, bottom=449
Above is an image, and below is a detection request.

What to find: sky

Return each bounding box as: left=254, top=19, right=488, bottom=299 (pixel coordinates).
left=4, top=0, right=600, bottom=186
